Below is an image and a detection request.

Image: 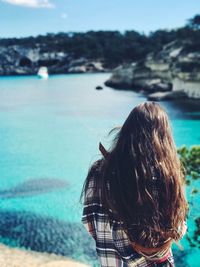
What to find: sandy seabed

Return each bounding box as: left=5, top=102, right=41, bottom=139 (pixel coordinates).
left=0, top=244, right=90, bottom=267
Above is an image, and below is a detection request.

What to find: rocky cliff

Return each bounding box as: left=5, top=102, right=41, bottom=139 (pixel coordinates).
left=105, top=40, right=200, bottom=99
left=0, top=45, right=106, bottom=75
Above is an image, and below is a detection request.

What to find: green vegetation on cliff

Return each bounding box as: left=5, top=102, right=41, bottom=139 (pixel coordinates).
left=178, top=146, right=200, bottom=248
left=0, top=14, right=199, bottom=73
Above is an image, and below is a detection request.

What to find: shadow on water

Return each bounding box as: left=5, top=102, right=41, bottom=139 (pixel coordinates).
left=162, top=98, right=200, bottom=120
left=0, top=178, right=69, bottom=199
left=0, top=210, right=98, bottom=265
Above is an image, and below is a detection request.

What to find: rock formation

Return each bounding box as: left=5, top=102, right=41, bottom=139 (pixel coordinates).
left=0, top=45, right=107, bottom=75
left=105, top=40, right=200, bottom=99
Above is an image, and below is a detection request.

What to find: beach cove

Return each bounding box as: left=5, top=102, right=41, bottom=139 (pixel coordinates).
left=0, top=73, right=199, bottom=267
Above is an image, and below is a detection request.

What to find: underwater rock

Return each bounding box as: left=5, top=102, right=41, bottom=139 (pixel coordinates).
left=0, top=210, right=98, bottom=264
left=0, top=178, right=68, bottom=199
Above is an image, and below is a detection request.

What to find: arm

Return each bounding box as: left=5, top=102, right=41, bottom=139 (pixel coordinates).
left=82, top=202, right=98, bottom=241
left=81, top=160, right=102, bottom=241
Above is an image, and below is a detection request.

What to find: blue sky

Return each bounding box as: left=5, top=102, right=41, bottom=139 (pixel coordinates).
left=0, top=0, right=199, bottom=38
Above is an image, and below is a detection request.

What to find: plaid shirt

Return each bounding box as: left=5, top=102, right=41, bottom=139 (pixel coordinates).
left=82, top=161, right=175, bottom=267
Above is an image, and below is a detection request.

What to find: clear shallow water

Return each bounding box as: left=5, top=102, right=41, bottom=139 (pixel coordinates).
left=0, top=74, right=199, bottom=266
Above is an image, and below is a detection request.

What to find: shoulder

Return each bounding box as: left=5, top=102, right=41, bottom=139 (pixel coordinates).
left=86, top=159, right=104, bottom=188
left=88, top=159, right=104, bottom=178
left=84, top=159, right=104, bottom=204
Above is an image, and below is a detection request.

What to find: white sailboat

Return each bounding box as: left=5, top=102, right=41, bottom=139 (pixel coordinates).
left=37, top=66, right=49, bottom=79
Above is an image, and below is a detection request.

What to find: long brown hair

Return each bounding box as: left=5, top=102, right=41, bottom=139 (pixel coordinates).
left=82, top=101, right=188, bottom=247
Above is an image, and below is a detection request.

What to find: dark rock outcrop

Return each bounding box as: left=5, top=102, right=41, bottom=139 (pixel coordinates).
left=95, top=86, right=103, bottom=90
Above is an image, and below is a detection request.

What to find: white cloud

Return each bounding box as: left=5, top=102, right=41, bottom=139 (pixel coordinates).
left=1, top=0, right=55, bottom=8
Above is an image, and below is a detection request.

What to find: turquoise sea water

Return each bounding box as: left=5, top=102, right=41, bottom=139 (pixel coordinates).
left=0, top=73, right=199, bottom=266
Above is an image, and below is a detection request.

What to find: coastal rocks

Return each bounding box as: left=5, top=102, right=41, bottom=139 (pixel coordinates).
left=173, top=77, right=200, bottom=99
left=141, top=79, right=172, bottom=92
left=67, top=58, right=105, bottom=73
left=148, top=90, right=187, bottom=101
left=105, top=63, right=172, bottom=93
left=0, top=46, right=107, bottom=75
left=149, top=81, right=172, bottom=92
left=104, top=64, right=135, bottom=89
left=68, top=65, right=87, bottom=73
left=105, top=41, right=200, bottom=99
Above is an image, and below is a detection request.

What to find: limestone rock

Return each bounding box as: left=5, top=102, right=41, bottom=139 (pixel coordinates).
left=105, top=40, right=200, bottom=99
left=148, top=90, right=187, bottom=101
left=68, top=65, right=87, bottom=73
left=105, top=65, right=135, bottom=89
left=173, top=78, right=200, bottom=99
left=0, top=46, right=107, bottom=75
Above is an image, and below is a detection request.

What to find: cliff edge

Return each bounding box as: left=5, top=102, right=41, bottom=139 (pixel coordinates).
left=105, top=40, right=200, bottom=100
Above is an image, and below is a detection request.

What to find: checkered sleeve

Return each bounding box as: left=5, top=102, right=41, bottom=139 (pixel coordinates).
left=81, top=162, right=124, bottom=267
left=82, top=201, right=98, bottom=241
left=81, top=162, right=101, bottom=242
